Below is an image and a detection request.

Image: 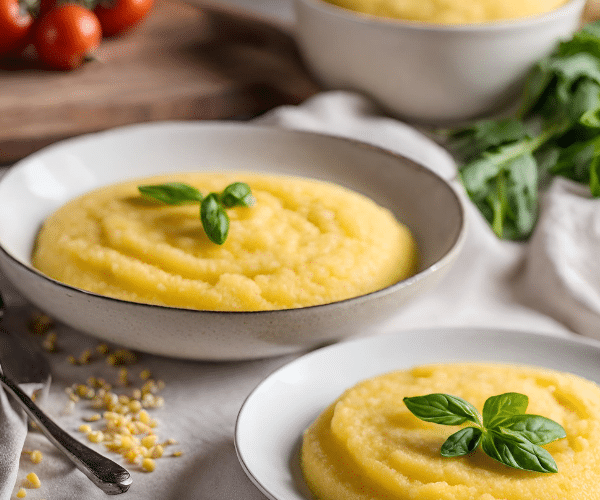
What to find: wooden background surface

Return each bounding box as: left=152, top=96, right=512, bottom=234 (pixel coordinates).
left=1, top=0, right=600, bottom=164
left=0, top=0, right=320, bottom=164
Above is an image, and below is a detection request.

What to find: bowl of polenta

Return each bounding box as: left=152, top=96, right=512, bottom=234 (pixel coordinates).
left=294, top=0, right=587, bottom=123
left=0, top=121, right=464, bottom=360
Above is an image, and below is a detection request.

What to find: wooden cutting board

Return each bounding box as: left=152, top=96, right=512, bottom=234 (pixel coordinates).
left=0, top=0, right=320, bottom=164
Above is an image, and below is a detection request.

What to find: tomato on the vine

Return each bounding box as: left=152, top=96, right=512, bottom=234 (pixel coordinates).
left=94, top=0, right=153, bottom=37
left=34, top=3, right=101, bottom=70
left=0, top=0, right=34, bottom=56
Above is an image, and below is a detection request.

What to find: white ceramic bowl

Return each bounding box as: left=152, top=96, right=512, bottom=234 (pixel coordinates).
left=0, top=121, right=465, bottom=360
left=294, top=0, right=586, bottom=123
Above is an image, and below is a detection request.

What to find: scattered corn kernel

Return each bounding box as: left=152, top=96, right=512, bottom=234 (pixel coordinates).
left=137, top=410, right=150, bottom=424
left=123, top=450, right=139, bottom=464
left=62, top=400, right=76, bottom=414
left=118, top=369, right=129, bottom=386
left=29, top=450, right=43, bottom=464
left=141, top=458, right=156, bottom=472
left=42, top=332, right=58, bottom=352
left=78, top=349, right=93, bottom=364
left=16, top=487, right=26, bottom=498
left=25, top=472, right=41, bottom=489
left=149, top=445, right=164, bottom=458
left=141, top=435, right=157, bottom=448
left=96, top=343, right=109, bottom=355
left=128, top=400, right=142, bottom=412
left=29, top=313, right=53, bottom=334
left=172, top=451, right=183, bottom=457
left=67, top=355, right=78, bottom=365
left=59, top=346, right=180, bottom=472
left=88, top=431, right=104, bottom=443
left=75, top=384, right=95, bottom=399
left=119, top=435, right=135, bottom=450
left=107, top=349, right=137, bottom=366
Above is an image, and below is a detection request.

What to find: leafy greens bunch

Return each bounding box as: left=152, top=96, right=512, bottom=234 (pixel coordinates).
left=449, top=21, right=600, bottom=240
left=138, top=182, right=255, bottom=245
left=403, top=392, right=566, bottom=473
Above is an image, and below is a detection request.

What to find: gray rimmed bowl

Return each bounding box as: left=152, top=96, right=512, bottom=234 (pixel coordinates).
left=0, top=122, right=465, bottom=360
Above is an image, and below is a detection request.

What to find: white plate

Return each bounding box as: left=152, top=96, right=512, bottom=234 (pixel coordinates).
left=235, top=327, right=600, bottom=499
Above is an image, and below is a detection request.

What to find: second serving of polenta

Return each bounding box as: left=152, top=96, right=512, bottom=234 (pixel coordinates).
left=302, top=363, right=600, bottom=500
left=32, top=172, right=418, bottom=311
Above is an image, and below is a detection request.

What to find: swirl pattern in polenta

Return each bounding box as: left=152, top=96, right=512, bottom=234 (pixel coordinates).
left=32, top=172, right=418, bottom=311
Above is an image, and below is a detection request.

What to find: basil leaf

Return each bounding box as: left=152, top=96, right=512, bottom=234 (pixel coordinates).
left=138, top=183, right=203, bottom=205
left=449, top=118, right=529, bottom=162
left=481, top=428, right=558, bottom=473
left=403, top=394, right=481, bottom=426
left=497, top=414, right=566, bottom=445
left=220, top=182, right=255, bottom=208
left=441, top=427, right=482, bottom=457
left=590, top=151, right=600, bottom=197
left=449, top=21, right=600, bottom=240
left=460, top=143, right=541, bottom=240
left=201, top=194, right=229, bottom=245
left=482, top=393, right=528, bottom=428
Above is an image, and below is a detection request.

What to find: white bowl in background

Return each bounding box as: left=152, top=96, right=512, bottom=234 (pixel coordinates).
left=294, top=0, right=586, bottom=124
left=0, top=121, right=465, bottom=360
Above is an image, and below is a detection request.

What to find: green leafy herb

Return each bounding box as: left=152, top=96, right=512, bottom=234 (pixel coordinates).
left=402, top=393, right=482, bottom=425
left=200, top=193, right=230, bottom=245
left=403, top=392, right=566, bottom=473
left=138, top=181, right=255, bottom=245
left=138, top=182, right=203, bottom=205
left=448, top=20, right=600, bottom=239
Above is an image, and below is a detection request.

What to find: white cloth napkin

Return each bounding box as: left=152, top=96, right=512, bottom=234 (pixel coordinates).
left=0, top=388, right=28, bottom=500
left=520, top=177, right=600, bottom=339
left=0, top=90, right=594, bottom=499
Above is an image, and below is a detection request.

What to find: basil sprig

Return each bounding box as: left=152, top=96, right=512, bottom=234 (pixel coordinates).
left=403, top=392, right=566, bottom=473
left=138, top=181, right=255, bottom=244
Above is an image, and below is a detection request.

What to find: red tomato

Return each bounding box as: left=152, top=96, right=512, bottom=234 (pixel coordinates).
left=0, top=0, right=34, bottom=56
left=94, top=0, right=153, bottom=37
left=34, top=4, right=102, bottom=70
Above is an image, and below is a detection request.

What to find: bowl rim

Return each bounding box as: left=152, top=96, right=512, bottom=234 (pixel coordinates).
left=294, top=0, right=587, bottom=33
left=0, top=121, right=467, bottom=316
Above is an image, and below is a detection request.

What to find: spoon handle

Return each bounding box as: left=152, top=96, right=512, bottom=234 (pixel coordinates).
left=0, top=372, right=132, bottom=495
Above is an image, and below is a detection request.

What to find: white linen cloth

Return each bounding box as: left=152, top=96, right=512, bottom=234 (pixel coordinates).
left=0, top=90, right=596, bottom=499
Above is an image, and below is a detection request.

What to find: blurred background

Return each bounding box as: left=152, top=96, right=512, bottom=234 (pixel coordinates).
left=1, top=0, right=600, bottom=165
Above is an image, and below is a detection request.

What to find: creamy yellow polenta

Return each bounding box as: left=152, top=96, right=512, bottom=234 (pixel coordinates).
left=301, top=363, right=600, bottom=500
left=324, top=0, right=567, bottom=24
left=31, top=172, right=418, bottom=311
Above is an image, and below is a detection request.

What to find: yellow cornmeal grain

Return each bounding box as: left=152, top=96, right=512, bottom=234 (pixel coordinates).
left=141, top=458, right=156, bottom=472
left=29, top=451, right=43, bottom=464
left=301, top=363, right=600, bottom=500
left=32, top=172, right=418, bottom=311
left=324, top=0, right=567, bottom=24
left=24, top=473, right=40, bottom=489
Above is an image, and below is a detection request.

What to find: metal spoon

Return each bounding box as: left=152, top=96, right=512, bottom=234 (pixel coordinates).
left=0, top=295, right=132, bottom=494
